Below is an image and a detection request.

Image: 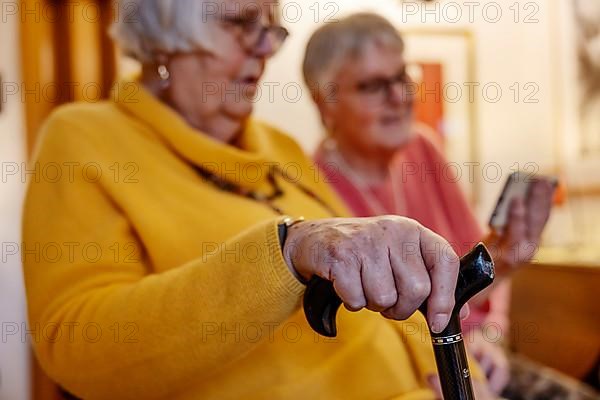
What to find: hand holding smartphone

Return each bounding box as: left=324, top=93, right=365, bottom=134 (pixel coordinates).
left=489, top=171, right=558, bottom=235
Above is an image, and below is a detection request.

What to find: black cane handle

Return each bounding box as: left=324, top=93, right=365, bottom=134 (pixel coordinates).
left=303, top=243, right=495, bottom=400
left=303, top=275, right=342, bottom=337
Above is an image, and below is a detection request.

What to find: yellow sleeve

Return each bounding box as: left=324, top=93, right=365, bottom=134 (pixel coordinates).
left=22, top=113, right=305, bottom=399
left=391, top=313, right=486, bottom=387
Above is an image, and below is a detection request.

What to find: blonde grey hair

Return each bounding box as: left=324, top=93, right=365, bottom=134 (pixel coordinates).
left=110, top=0, right=219, bottom=63
left=303, top=13, right=405, bottom=98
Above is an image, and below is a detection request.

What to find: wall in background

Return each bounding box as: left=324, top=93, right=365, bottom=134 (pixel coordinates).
left=0, top=0, right=30, bottom=398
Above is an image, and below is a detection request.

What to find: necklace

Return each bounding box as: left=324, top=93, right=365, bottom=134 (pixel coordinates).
left=192, top=164, right=339, bottom=217
left=323, top=139, right=405, bottom=216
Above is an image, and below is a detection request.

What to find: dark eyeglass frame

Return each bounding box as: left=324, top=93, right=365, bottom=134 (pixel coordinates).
left=219, top=15, right=289, bottom=56
left=355, top=68, right=413, bottom=101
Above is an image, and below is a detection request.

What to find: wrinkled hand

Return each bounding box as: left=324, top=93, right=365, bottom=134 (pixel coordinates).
left=490, top=178, right=554, bottom=269
left=283, top=216, right=460, bottom=333
left=467, top=328, right=510, bottom=394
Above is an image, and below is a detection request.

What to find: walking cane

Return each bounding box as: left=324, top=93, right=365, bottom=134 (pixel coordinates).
left=303, top=243, right=495, bottom=400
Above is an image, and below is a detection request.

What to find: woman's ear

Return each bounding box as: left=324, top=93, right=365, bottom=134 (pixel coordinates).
left=321, top=113, right=335, bottom=133
left=141, top=51, right=175, bottom=100
left=315, top=93, right=336, bottom=132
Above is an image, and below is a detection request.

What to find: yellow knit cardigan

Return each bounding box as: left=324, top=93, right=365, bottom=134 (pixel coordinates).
left=22, top=81, right=469, bottom=399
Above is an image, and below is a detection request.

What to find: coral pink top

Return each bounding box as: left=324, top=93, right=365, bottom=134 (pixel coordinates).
left=315, top=131, right=510, bottom=332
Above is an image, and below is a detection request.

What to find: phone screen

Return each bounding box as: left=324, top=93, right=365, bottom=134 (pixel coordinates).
left=489, top=172, right=532, bottom=233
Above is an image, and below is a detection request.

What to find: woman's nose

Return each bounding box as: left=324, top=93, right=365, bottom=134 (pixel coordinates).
left=387, top=82, right=412, bottom=105
left=252, top=31, right=276, bottom=58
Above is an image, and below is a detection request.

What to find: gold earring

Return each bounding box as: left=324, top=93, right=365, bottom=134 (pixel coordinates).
left=157, top=64, right=170, bottom=81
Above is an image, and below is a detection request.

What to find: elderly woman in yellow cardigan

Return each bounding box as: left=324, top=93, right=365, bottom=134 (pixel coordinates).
left=22, top=1, right=490, bottom=399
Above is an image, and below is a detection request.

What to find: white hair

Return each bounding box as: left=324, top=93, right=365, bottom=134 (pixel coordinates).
left=303, top=13, right=405, bottom=98
left=110, top=0, right=219, bottom=63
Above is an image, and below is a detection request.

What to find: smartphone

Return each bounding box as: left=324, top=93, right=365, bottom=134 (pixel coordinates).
left=489, top=171, right=558, bottom=233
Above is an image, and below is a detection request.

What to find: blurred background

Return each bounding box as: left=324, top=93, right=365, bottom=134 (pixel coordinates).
left=1, top=0, right=599, bottom=398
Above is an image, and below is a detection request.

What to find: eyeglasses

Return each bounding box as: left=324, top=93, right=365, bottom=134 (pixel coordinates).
left=219, top=15, right=289, bottom=57
left=355, top=69, right=414, bottom=103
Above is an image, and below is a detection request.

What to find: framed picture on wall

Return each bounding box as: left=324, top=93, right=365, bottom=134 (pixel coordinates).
left=575, top=0, right=600, bottom=158
left=399, top=29, right=479, bottom=204
left=553, top=0, right=600, bottom=194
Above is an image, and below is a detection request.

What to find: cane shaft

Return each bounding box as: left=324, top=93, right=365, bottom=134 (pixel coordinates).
left=430, top=315, right=474, bottom=400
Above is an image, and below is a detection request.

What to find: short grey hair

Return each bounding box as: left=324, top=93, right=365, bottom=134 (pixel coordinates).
left=303, top=13, right=405, bottom=97
left=110, top=0, right=218, bottom=63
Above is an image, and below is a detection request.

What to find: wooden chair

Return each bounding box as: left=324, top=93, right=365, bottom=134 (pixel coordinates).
left=509, top=263, right=600, bottom=379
